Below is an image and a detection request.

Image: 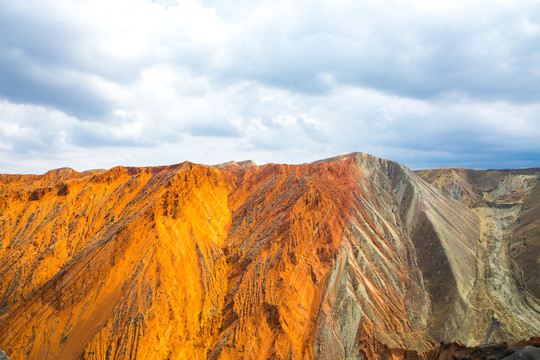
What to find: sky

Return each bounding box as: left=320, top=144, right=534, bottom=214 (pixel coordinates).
left=1, top=0, right=540, bottom=174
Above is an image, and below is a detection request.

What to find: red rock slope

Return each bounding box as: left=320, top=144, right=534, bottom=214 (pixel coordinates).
left=0, top=153, right=538, bottom=359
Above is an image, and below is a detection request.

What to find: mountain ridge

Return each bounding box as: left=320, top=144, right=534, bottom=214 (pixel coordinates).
left=0, top=152, right=538, bottom=359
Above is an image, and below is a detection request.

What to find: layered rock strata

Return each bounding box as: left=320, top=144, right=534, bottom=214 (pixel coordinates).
left=0, top=153, right=538, bottom=359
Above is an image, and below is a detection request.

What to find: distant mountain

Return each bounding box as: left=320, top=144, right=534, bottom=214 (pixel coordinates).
left=0, top=153, right=538, bottom=359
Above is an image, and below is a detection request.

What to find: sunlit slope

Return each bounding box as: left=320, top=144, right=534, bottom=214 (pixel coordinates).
left=0, top=164, right=233, bottom=359
left=0, top=154, right=538, bottom=359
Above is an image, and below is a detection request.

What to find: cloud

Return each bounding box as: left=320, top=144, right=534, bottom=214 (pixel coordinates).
left=0, top=0, right=539, bottom=174
left=211, top=0, right=540, bottom=101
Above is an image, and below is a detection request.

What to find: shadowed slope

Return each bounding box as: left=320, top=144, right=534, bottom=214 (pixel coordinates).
left=416, top=167, right=540, bottom=343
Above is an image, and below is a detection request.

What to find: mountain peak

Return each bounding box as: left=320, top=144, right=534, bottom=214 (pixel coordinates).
left=0, top=153, right=538, bottom=359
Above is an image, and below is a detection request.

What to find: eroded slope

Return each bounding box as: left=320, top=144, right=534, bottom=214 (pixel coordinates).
left=416, top=167, right=540, bottom=344
left=0, top=154, right=538, bottom=359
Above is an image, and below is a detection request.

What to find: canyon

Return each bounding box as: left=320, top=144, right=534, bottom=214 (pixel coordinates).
left=0, top=153, right=538, bottom=359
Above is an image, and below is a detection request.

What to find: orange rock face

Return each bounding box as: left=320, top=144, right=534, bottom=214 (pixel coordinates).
left=0, top=154, right=538, bottom=359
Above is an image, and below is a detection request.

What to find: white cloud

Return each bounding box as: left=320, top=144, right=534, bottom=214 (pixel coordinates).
left=0, top=0, right=539, bottom=173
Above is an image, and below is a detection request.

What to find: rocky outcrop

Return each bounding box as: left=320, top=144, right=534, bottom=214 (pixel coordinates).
left=0, top=153, right=538, bottom=359
left=421, top=337, right=540, bottom=360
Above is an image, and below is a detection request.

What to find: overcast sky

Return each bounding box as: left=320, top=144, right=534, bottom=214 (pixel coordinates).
left=1, top=0, right=540, bottom=174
